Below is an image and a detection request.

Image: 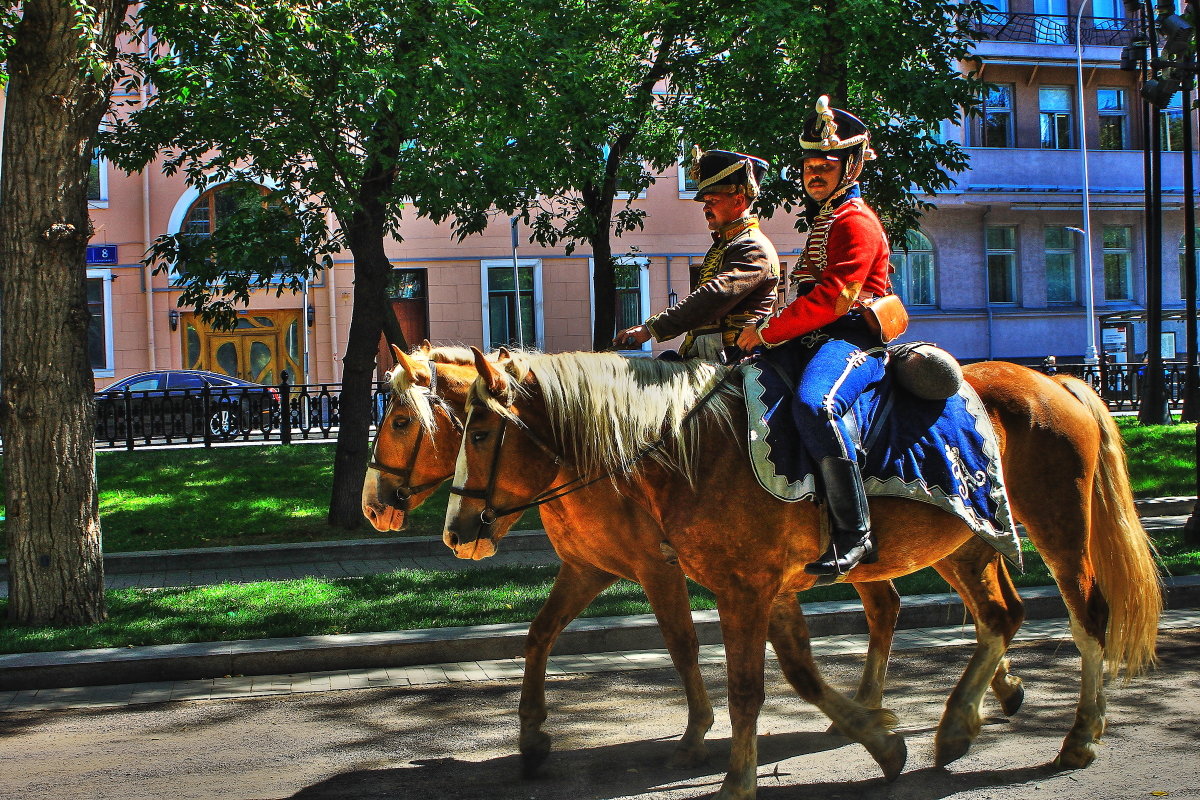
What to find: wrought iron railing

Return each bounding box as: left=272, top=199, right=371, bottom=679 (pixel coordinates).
left=93, top=374, right=392, bottom=450
left=974, top=13, right=1138, bottom=47
left=80, top=360, right=1190, bottom=452
left=1056, top=360, right=1190, bottom=412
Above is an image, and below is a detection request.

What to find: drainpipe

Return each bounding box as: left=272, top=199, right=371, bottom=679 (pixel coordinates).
left=141, top=27, right=158, bottom=370
left=326, top=210, right=340, bottom=382
left=980, top=205, right=995, bottom=359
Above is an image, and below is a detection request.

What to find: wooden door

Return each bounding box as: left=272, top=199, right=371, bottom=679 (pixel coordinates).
left=181, top=310, right=304, bottom=384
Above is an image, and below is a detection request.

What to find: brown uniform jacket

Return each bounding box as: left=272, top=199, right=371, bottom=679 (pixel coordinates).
left=644, top=217, right=780, bottom=342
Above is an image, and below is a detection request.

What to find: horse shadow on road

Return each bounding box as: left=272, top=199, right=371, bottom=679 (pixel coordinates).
left=288, top=728, right=1059, bottom=800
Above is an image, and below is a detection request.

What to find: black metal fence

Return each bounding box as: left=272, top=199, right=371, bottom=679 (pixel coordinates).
left=94, top=374, right=391, bottom=451
left=86, top=359, right=1188, bottom=452
left=1053, top=360, right=1191, bottom=413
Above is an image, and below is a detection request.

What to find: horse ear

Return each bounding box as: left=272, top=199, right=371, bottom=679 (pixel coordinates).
left=395, top=346, right=432, bottom=387
left=420, top=339, right=432, bottom=354
left=389, top=344, right=405, bottom=368
left=472, top=346, right=508, bottom=396
left=496, top=346, right=512, bottom=362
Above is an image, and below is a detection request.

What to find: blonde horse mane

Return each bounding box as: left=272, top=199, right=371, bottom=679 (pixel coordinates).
left=383, top=346, right=475, bottom=436
left=470, top=350, right=741, bottom=480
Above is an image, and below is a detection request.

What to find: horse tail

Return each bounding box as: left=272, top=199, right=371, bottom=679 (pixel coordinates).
left=1053, top=375, right=1162, bottom=678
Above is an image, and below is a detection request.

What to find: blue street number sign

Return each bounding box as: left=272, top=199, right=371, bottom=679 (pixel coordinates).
left=86, top=245, right=118, bottom=264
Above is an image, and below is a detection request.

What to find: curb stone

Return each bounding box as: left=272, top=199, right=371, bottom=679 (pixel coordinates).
left=2, top=575, right=1197, bottom=692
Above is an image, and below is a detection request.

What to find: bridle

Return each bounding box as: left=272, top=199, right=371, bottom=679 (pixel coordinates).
left=367, top=361, right=464, bottom=511
left=448, top=365, right=738, bottom=538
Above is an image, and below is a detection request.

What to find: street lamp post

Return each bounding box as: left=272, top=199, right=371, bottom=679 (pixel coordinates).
left=1075, top=0, right=1099, bottom=362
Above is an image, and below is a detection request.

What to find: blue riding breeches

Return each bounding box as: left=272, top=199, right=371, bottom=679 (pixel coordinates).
left=763, top=312, right=887, bottom=465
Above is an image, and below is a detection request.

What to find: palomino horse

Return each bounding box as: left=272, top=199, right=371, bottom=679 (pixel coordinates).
left=444, top=349, right=1161, bottom=799
left=362, top=346, right=1025, bottom=774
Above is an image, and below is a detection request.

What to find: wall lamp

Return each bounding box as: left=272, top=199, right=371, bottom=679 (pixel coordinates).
left=306, top=304, right=316, bottom=327
left=168, top=308, right=179, bottom=331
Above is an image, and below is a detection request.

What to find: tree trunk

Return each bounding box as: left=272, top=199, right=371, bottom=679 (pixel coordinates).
left=591, top=237, right=618, bottom=352
left=584, top=186, right=619, bottom=352
left=0, top=0, right=127, bottom=625
left=325, top=188, right=405, bottom=529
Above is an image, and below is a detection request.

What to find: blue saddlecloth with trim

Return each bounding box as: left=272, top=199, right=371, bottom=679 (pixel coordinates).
left=742, top=359, right=1021, bottom=567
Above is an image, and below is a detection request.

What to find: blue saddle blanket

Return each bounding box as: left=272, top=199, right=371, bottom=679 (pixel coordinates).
left=742, top=360, right=1021, bottom=567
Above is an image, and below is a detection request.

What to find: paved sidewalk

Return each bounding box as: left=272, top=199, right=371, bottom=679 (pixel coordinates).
left=5, top=606, right=1197, bottom=714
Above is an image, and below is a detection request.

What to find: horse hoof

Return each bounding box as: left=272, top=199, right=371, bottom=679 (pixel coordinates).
left=877, top=733, right=908, bottom=782
left=666, top=743, right=709, bottom=769
left=934, top=734, right=972, bottom=768
left=998, top=681, right=1025, bottom=717
left=520, top=731, right=552, bottom=778
left=1053, top=741, right=1098, bottom=770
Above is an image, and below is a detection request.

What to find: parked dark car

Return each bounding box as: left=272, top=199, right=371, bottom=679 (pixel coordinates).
left=95, top=370, right=280, bottom=441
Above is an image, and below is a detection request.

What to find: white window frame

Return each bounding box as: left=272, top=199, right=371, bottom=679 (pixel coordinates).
left=889, top=231, right=938, bottom=307
left=481, top=258, right=544, bottom=351
left=88, top=151, right=109, bottom=208
left=87, top=267, right=115, bottom=377
left=1043, top=226, right=1077, bottom=303
left=1039, top=86, right=1075, bottom=150
left=1096, top=88, right=1129, bottom=151
left=986, top=225, right=1019, bottom=305
left=590, top=256, right=652, bottom=355
left=1102, top=225, right=1134, bottom=301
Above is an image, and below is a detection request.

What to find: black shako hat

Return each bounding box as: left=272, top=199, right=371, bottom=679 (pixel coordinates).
left=798, top=95, right=876, bottom=205
left=689, top=147, right=769, bottom=201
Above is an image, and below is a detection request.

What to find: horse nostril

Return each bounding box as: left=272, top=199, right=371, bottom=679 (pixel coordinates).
left=449, top=532, right=459, bottom=547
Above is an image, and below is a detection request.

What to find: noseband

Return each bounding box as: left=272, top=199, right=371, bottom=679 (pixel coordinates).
left=368, top=361, right=464, bottom=510
left=448, top=411, right=564, bottom=531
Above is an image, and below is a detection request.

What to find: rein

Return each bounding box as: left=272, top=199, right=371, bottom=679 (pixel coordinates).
left=450, top=364, right=739, bottom=530
left=367, top=361, right=464, bottom=510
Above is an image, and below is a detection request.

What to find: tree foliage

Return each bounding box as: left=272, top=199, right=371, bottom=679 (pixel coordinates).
left=695, top=0, right=989, bottom=242
left=104, top=0, right=536, bottom=527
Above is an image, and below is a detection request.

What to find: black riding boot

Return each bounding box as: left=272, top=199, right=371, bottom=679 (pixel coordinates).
left=804, top=456, right=877, bottom=581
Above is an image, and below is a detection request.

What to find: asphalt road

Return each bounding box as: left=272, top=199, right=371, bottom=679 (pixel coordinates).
left=2, top=630, right=1198, bottom=800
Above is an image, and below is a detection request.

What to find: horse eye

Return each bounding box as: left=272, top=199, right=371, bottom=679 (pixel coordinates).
left=470, top=430, right=489, bottom=444
left=392, top=416, right=410, bottom=430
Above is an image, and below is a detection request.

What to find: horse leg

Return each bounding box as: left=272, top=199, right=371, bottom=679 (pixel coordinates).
left=640, top=566, right=715, bottom=768
left=930, top=541, right=1026, bottom=766
left=519, top=559, right=618, bottom=778
left=825, top=580, right=900, bottom=735
left=768, top=593, right=907, bottom=782
left=713, top=590, right=773, bottom=800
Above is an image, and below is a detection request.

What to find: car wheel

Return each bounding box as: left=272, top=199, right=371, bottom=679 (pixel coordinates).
left=208, top=405, right=240, bottom=439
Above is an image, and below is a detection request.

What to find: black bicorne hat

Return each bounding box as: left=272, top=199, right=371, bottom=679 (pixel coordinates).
left=689, top=147, right=769, bottom=201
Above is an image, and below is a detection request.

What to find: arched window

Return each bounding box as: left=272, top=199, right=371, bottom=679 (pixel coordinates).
left=889, top=230, right=936, bottom=306
left=183, top=182, right=270, bottom=239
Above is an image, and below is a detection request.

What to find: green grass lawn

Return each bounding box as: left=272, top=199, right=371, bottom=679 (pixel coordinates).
left=0, top=420, right=1193, bottom=556
left=1, top=529, right=1196, bottom=654
left=0, top=444, right=537, bottom=556
left=0, top=419, right=1197, bottom=653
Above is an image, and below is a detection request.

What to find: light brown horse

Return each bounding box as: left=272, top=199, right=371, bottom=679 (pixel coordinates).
left=444, top=349, right=1160, bottom=800
left=362, top=346, right=1025, bottom=775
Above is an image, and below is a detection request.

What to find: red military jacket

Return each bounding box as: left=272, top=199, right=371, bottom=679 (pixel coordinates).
left=758, top=197, right=891, bottom=346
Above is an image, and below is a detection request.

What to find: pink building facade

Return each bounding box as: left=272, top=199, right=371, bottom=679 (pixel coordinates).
left=76, top=129, right=806, bottom=389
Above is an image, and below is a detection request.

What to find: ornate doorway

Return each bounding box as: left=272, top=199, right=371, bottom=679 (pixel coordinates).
left=181, top=310, right=304, bottom=385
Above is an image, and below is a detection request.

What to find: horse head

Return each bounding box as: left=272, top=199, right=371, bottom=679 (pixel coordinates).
left=442, top=346, right=562, bottom=560
left=360, top=344, right=475, bottom=532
